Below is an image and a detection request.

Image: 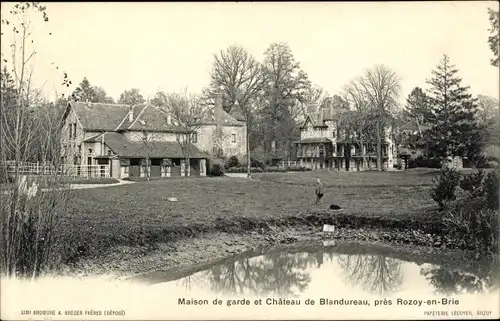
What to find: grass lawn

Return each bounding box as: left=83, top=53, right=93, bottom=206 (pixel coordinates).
left=59, top=169, right=470, bottom=259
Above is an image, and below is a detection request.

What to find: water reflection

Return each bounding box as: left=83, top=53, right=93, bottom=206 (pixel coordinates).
left=421, top=259, right=500, bottom=295
left=337, top=255, right=403, bottom=295
left=139, top=242, right=498, bottom=298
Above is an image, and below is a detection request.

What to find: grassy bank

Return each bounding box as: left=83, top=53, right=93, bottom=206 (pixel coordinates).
left=57, top=169, right=491, bottom=265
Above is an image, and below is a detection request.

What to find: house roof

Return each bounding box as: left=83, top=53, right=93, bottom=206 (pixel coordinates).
left=69, top=101, right=131, bottom=131
left=200, top=107, right=244, bottom=126
left=229, top=102, right=246, bottom=122
left=294, top=137, right=333, bottom=144
left=102, top=132, right=208, bottom=159
left=124, top=105, right=186, bottom=132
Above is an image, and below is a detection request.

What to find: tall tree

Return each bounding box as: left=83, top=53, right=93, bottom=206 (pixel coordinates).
left=260, top=42, right=311, bottom=160
left=165, top=89, right=207, bottom=177
left=71, top=77, right=95, bottom=102
left=118, top=88, right=145, bottom=106
left=350, top=65, right=401, bottom=171
left=208, top=45, right=263, bottom=177
left=488, top=8, right=499, bottom=67
left=93, top=86, right=114, bottom=103
left=298, top=84, right=327, bottom=121
left=404, top=87, right=431, bottom=128
left=341, top=82, right=377, bottom=169
left=423, top=55, right=484, bottom=163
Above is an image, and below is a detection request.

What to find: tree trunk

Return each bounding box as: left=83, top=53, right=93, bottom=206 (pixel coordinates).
left=376, top=118, right=382, bottom=171
left=246, top=129, right=251, bottom=179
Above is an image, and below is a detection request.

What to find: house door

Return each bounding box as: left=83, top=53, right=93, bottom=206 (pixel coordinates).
left=87, top=157, right=92, bottom=177
left=150, top=158, right=162, bottom=177
left=129, top=159, right=141, bottom=178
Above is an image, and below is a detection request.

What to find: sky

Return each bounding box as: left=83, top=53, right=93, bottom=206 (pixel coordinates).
left=1, top=1, right=499, bottom=104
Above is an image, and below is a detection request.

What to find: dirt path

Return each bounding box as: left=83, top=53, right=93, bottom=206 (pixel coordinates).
left=48, top=179, right=135, bottom=190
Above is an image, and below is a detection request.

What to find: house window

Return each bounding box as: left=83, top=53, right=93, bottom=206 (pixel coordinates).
left=231, top=133, right=236, bottom=143
left=124, top=166, right=129, bottom=174
left=192, top=132, right=198, bottom=143
left=73, top=123, right=77, bottom=139
left=69, top=124, right=72, bottom=139
left=78, top=145, right=81, bottom=154
left=332, top=131, right=336, bottom=138
left=88, top=149, right=93, bottom=155
left=107, top=150, right=112, bottom=156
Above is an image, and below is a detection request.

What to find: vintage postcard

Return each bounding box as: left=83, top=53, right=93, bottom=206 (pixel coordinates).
left=1, top=1, right=499, bottom=320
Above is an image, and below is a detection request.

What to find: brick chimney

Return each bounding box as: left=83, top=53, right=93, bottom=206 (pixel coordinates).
left=128, top=108, right=134, bottom=122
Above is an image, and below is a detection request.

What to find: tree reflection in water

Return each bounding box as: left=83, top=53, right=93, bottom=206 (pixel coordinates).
left=337, top=255, right=403, bottom=295
left=201, top=252, right=317, bottom=297
left=420, top=261, right=499, bottom=295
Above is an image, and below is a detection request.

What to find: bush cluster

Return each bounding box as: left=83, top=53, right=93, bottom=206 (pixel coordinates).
left=430, top=167, right=461, bottom=210
left=226, top=166, right=311, bottom=173
left=408, top=156, right=442, bottom=169
left=432, top=168, right=499, bottom=253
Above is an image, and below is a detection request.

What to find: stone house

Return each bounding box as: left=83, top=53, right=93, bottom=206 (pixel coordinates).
left=60, top=93, right=247, bottom=179
left=193, top=93, right=247, bottom=160
left=294, top=99, right=397, bottom=171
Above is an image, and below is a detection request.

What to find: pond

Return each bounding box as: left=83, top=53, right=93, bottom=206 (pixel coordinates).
left=133, top=241, right=499, bottom=299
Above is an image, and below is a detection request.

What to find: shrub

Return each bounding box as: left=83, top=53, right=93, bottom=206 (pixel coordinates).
left=443, top=205, right=498, bottom=253
left=409, top=156, right=442, bottom=169
left=209, top=163, right=225, bottom=177
left=285, top=166, right=311, bottom=172
left=430, top=167, right=461, bottom=210
left=264, top=166, right=286, bottom=173
left=226, top=156, right=240, bottom=169
left=459, top=169, right=485, bottom=198
left=226, top=166, right=263, bottom=173
left=476, top=156, right=499, bottom=169
left=250, top=158, right=265, bottom=169
left=484, top=171, right=499, bottom=210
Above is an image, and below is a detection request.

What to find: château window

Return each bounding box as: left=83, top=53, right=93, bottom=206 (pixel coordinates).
left=231, top=134, right=236, bottom=143
left=332, top=131, right=336, bottom=138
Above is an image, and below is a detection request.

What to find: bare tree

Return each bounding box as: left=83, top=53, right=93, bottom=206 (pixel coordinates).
left=209, top=45, right=264, bottom=178
left=165, top=89, right=207, bottom=177
left=1, top=2, right=71, bottom=278
left=355, top=65, right=401, bottom=171
left=298, top=84, right=327, bottom=121
left=139, top=130, right=160, bottom=181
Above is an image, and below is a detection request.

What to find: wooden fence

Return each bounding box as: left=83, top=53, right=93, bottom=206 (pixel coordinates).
left=277, top=160, right=298, bottom=168
left=0, top=162, right=110, bottom=178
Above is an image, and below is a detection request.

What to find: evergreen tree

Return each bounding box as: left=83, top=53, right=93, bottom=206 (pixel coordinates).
left=423, top=55, right=484, bottom=162
left=404, top=87, right=431, bottom=126
left=71, top=77, right=97, bottom=102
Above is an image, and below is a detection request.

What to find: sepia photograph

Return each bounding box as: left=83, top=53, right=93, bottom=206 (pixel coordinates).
left=1, top=1, right=499, bottom=320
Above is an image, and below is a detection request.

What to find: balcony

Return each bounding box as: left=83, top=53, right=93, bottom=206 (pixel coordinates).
left=297, top=152, right=330, bottom=158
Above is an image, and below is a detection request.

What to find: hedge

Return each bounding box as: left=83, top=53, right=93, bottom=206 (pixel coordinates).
left=226, top=166, right=311, bottom=173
